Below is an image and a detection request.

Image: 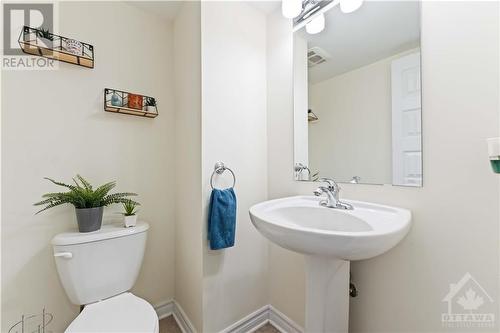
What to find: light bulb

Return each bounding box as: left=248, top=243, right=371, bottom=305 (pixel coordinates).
left=306, top=13, right=325, bottom=34
left=340, top=0, right=363, bottom=14
left=282, top=0, right=302, bottom=19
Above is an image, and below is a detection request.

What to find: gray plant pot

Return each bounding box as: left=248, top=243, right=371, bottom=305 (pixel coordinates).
left=75, top=207, right=103, bottom=232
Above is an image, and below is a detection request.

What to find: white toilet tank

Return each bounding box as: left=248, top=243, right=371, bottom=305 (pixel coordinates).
left=51, top=221, right=149, bottom=305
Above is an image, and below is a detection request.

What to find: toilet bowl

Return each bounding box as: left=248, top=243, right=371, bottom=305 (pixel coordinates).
left=66, top=293, right=158, bottom=333
left=52, top=221, right=158, bottom=332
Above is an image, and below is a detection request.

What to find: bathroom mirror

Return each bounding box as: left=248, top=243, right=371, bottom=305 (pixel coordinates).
left=293, top=1, right=422, bottom=186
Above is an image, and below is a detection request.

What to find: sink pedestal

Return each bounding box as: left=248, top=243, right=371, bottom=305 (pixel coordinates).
left=305, top=257, right=350, bottom=333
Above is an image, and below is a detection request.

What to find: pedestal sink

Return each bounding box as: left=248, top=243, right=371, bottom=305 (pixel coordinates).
left=249, top=196, right=411, bottom=333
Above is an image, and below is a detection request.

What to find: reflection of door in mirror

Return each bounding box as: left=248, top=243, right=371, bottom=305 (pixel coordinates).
left=292, top=1, right=422, bottom=187
left=391, top=52, right=422, bottom=186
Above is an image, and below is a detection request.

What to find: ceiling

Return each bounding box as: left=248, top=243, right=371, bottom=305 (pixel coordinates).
left=248, top=1, right=281, bottom=15
left=298, top=1, right=420, bottom=84
left=128, top=1, right=280, bottom=22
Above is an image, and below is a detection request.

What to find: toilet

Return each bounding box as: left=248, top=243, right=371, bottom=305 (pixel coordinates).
left=51, top=221, right=158, bottom=333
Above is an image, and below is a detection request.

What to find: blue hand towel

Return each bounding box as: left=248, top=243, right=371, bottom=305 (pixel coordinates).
left=208, top=188, right=237, bottom=250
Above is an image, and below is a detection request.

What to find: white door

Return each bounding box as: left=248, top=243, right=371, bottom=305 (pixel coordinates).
left=391, top=52, right=422, bottom=186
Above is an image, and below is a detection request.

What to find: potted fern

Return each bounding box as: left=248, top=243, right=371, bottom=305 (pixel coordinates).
left=36, top=28, right=54, bottom=48
left=34, top=175, right=138, bottom=233
left=122, top=200, right=139, bottom=228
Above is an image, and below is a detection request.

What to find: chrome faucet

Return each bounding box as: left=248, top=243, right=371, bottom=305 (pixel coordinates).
left=314, top=178, right=353, bottom=210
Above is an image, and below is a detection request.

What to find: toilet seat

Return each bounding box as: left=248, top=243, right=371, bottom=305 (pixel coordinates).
left=65, top=292, right=159, bottom=333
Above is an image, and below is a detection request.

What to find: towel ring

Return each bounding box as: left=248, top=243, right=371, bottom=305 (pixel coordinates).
left=210, top=162, right=236, bottom=190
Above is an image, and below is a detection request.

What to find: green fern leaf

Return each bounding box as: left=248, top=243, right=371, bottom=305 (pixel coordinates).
left=76, top=174, right=93, bottom=191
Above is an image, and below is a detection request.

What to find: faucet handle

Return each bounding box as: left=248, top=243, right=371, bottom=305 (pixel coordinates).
left=318, top=177, right=339, bottom=190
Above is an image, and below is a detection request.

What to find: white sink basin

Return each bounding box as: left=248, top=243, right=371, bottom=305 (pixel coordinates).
left=249, top=196, right=411, bottom=333
left=249, top=196, right=411, bottom=260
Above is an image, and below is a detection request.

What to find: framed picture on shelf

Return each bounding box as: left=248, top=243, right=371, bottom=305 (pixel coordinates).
left=128, top=94, right=143, bottom=110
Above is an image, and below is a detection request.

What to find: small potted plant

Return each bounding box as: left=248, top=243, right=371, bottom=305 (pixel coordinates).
left=122, top=199, right=140, bottom=228
left=34, top=175, right=138, bottom=233
left=36, top=28, right=54, bottom=48
left=145, top=97, right=157, bottom=113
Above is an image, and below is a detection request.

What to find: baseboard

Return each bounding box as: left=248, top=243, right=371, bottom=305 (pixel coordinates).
left=220, top=305, right=303, bottom=333
left=155, top=302, right=302, bottom=333
left=155, top=299, right=175, bottom=320
left=173, top=301, right=198, bottom=333
left=219, top=306, right=270, bottom=333
left=268, top=306, right=303, bottom=333
left=154, top=300, right=197, bottom=333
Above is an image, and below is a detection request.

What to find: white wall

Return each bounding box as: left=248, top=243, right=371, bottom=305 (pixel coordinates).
left=173, top=2, right=203, bottom=332
left=308, top=50, right=418, bottom=184
left=201, top=2, right=269, bottom=332
left=266, top=9, right=306, bottom=326
left=1, top=3, right=175, bottom=332
left=267, top=1, right=499, bottom=331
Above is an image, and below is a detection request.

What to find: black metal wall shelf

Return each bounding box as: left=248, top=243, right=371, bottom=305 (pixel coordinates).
left=104, top=88, right=158, bottom=118
left=18, top=26, right=94, bottom=68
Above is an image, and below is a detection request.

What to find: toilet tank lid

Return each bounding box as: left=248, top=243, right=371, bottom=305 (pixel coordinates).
left=52, top=221, right=149, bottom=246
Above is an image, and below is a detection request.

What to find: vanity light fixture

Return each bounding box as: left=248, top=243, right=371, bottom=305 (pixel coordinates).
left=339, top=0, right=364, bottom=13
left=282, top=0, right=303, bottom=19
left=306, top=13, right=325, bottom=34
left=286, top=0, right=364, bottom=33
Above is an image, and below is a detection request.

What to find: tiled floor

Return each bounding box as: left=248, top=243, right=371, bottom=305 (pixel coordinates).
left=158, top=316, right=280, bottom=333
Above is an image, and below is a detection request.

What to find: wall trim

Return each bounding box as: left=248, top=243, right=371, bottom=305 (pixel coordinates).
left=174, top=301, right=198, bottom=333
left=219, top=306, right=269, bottom=333
left=154, top=299, right=197, bottom=333
left=220, top=305, right=303, bottom=333
left=155, top=299, right=175, bottom=320
left=268, top=305, right=303, bottom=333
left=155, top=302, right=302, bottom=333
